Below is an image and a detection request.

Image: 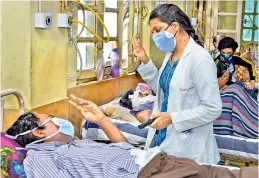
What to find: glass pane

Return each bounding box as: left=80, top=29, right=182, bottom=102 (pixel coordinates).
left=103, top=41, right=117, bottom=62
left=226, top=34, right=237, bottom=40
left=255, top=15, right=258, bottom=27
left=78, top=10, right=95, bottom=37
left=82, top=0, right=95, bottom=5
left=134, top=16, right=138, bottom=35
left=218, top=1, right=237, bottom=13
left=134, top=0, right=138, bottom=7
left=257, top=0, right=259, bottom=13
left=122, top=43, right=128, bottom=68
left=243, top=14, right=254, bottom=27
left=104, top=12, right=117, bottom=37
left=104, top=0, right=117, bottom=8
left=122, top=16, right=129, bottom=68
left=254, top=29, right=258, bottom=41
left=218, top=16, right=236, bottom=30
left=242, top=29, right=253, bottom=41
left=122, top=0, right=129, bottom=68
left=245, top=0, right=255, bottom=13
left=77, top=43, right=95, bottom=70
left=123, top=0, right=129, bottom=20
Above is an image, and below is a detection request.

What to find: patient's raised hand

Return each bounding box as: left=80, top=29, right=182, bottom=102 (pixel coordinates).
left=69, top=94, right=105, bottom=125
left=69, top=94, right=128, bottom=143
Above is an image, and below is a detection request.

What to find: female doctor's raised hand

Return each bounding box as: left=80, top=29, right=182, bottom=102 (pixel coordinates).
left=69, top=94, right=105, bottom=125
left=150, top=112, right=172, bottom=130
left=132, top=35, right=150, bottom=64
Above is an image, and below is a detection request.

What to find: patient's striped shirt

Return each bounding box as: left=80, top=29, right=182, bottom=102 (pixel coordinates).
left=24, top=139, right=139, bottom=178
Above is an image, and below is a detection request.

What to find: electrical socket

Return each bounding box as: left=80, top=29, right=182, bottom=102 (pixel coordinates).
left=35, top=13, right=52, bottom=29
left=58, top=13, right=73, bottom=28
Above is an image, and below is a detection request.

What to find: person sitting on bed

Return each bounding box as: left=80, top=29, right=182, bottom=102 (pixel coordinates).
left=212, top=34, right=252, bottom=61
left=5, top=95, right=258, bottom=178
left=215, top=37, right=257, bottom=93
left=213, top=37, right=258, bottom=138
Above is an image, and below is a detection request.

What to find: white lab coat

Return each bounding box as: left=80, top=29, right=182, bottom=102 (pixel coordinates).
left=137, top=37, right=222, bottom=164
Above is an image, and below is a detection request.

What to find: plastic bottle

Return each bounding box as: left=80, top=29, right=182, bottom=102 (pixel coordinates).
left=110, top=48, right=120, bottom=78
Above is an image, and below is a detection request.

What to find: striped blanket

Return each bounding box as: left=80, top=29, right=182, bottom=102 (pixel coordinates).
left=213, top=84, right=258, bottom=138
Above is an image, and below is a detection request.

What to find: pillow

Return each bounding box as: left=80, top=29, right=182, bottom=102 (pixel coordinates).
left=100, top=98, right=140, bottom=124
left=81, top=118, right=148, bottom=145
left=99, top=97, right=120, bottom=112
left=104, top=105, right=140, bottom=123
left=1, top=133, right=27, bottom=178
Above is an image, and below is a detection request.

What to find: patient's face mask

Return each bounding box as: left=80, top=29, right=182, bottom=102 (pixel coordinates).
left=129, top=90, right=156, bottom=109
left=220, top=53, right=233, bottom=63
left=6, top=117, right=75, bottom=145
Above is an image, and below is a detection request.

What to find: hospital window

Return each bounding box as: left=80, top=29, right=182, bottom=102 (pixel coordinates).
left=122, top=0, right=140, bottom=70
left=241, top=0, right=259, bottom=42
left=76, top=0, right=139, bottom=80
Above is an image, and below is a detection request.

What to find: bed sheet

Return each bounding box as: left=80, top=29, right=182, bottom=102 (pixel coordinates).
left=82, top=118, right=259, bottom=160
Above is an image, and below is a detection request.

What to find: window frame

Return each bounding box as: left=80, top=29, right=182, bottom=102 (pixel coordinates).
left=241, top=0, right=258, bottom=42
left=76, top=0, right=137, bottom=81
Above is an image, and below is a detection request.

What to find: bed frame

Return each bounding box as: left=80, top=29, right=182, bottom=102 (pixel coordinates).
left=2, top=75, right=258, bottom=168
left=220, top=153, right=258, bottom=167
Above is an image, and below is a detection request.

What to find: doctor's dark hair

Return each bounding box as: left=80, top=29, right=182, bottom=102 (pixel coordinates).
left=149, top=4, right=203, bottom=47
left=6, top=112, right=44, bottom=147
left=218, top=37, right=238, bottom=53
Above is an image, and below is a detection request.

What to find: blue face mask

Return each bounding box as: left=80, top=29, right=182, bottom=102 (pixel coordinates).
left=6, top=117, right=75, bottom=146
left=51, top=117, right=75, bottom=138
left=220, top=53, right=233, bottom=63
left=152, top=24, right=177, bottom=52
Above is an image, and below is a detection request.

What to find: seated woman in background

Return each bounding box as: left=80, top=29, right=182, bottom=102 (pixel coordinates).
left=213, top=37, right=258, bottom=139
left=215, top=37, right=256, bottom=91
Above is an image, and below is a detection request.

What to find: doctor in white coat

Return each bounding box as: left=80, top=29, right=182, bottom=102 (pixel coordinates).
left=133, top=4, right=222, bottom=164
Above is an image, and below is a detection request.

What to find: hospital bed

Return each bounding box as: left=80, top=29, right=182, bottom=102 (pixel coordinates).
left=81, top=100, right=259, bottom=167
left=215, top=134, right=258, bottom=166
left=1, top=87, right=257, bottom=178
left=82, top=118, right=259, bottom=166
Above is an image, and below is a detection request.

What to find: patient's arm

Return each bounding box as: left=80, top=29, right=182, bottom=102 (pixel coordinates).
left=69, top=94, right=128, bottom=143
left=218, top=77, right=227, bottom=89
left=136, top=109, right=152, bottom=123
left=98, top=116, right=128, bottom=143
left=218, top=70, right=229, bottom=89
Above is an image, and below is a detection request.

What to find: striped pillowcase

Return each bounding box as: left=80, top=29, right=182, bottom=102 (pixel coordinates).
left=81, top=118, right=148, bottom=145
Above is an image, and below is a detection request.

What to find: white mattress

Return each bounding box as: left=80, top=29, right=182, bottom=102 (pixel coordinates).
left=215, top=134, right=259, bottom=160
left=82, top=116, right=259, bottom=160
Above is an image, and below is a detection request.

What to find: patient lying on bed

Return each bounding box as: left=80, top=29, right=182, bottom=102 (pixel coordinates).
left=5, top=95, right=258, bottom=178
left=119, top=83, right=155, bottom=123
left=6, top=112, right=140, bottom=178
